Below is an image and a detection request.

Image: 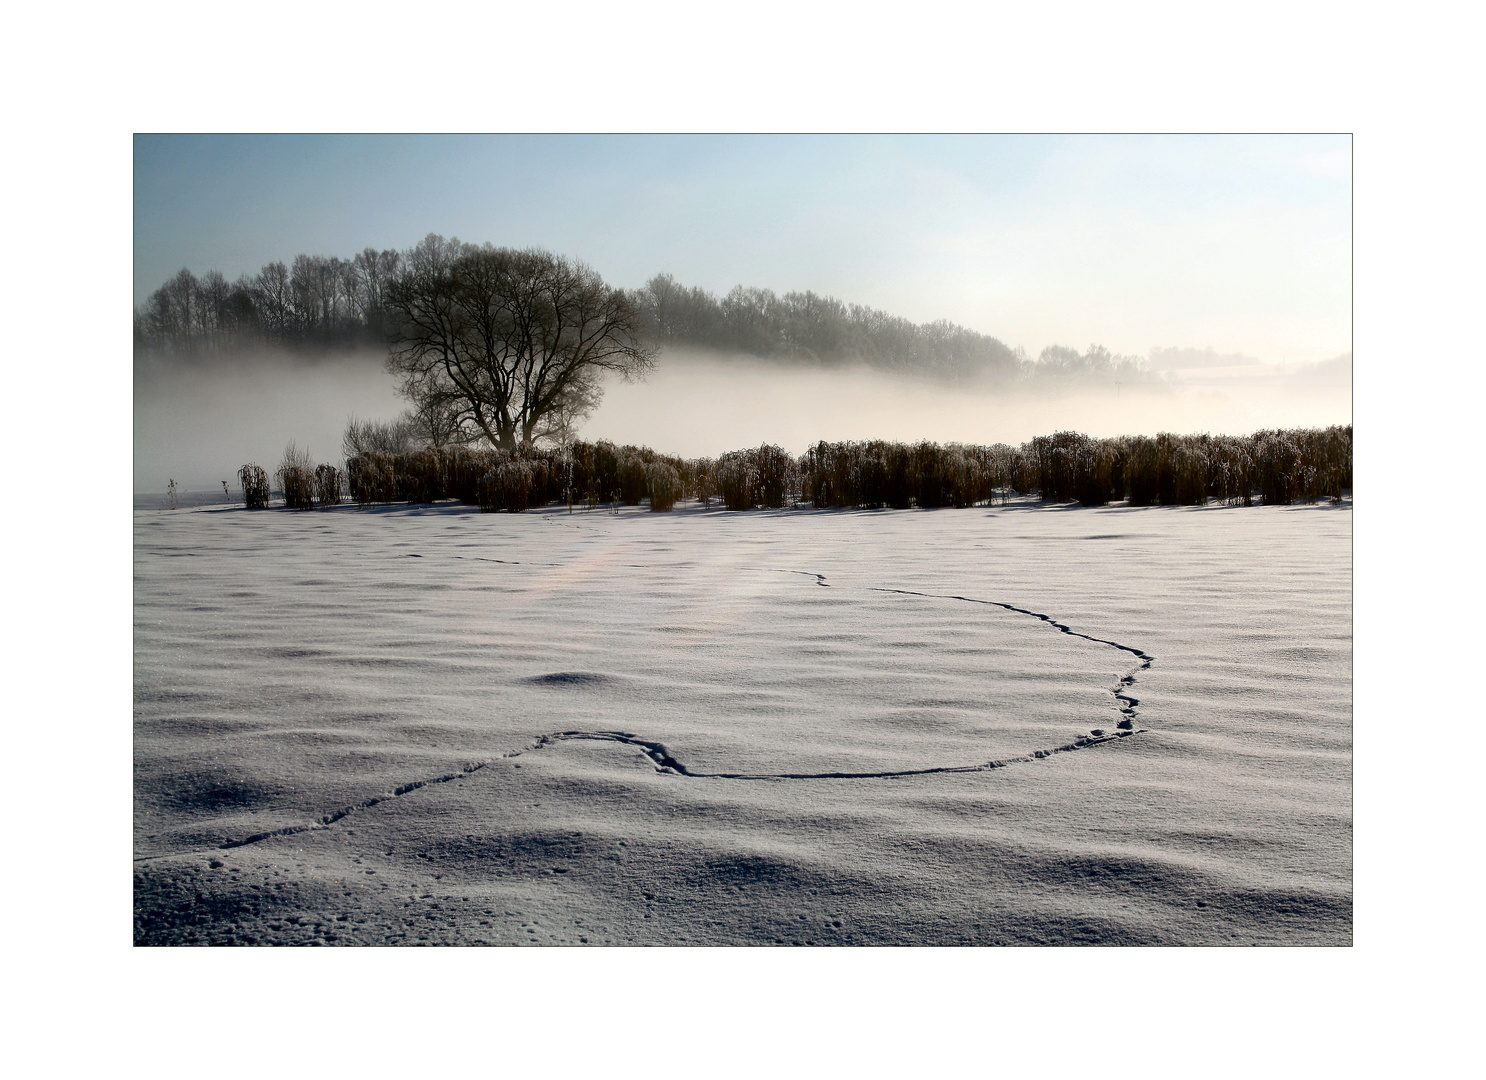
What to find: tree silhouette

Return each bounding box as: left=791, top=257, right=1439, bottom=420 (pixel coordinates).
left=383, top=237, right=653, bottom=450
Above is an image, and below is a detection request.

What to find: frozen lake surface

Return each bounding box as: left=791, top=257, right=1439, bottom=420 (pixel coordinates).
left=134, top=497, right=1351, bottom=945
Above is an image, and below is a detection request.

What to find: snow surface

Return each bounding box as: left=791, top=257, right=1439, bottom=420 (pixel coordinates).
left=134, top=497, right=1352, bottom=945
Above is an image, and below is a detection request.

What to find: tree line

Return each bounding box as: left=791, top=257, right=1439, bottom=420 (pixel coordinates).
left=134, top=235, right=1149, bottom=387
left=627, top=272, right=1021, bottom=380
left=135, top=248, right=404, bottom=353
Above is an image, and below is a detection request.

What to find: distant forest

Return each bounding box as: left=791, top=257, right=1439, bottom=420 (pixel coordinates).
left=133, top=237, right=1152, bottom=385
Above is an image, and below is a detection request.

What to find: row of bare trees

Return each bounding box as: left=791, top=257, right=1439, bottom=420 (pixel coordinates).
left=630, top=273, right=1024, bottom=381
left=140, top=235, right=1165, bottom=454
left=135, top=248, right=404, bottom=355
left=136, top=241, right=1092, bottom=386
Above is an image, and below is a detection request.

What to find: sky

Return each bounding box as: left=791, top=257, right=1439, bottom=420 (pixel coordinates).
left=134, top=134, right=1351, bottom=365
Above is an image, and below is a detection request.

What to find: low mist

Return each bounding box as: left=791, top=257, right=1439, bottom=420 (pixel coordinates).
left=134, top=347, right=1351, bottom=493
left=578, top=351, right=1353, bottom=458
left=134, top=350, right=402, bottom=492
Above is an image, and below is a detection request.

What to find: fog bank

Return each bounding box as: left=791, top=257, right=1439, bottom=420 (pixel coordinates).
left=134, top=348, right=1351, bottom=493
left=133, top=350, right=402, bottom=492
left=578, top=353, right=1353, bottom=458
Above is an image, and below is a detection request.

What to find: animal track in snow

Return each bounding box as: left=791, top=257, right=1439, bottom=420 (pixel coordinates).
left=869, top=588, right=1154, bottom=731
left=220, top=760, right=492, bottom=847
left=744, top=568, right=830, bottom=587
left=163, top=567, right=1154, bottom=854
left=507, top=573, right=1154, bottom=779
left=504, top=726, right=1141, bottom=781
left=132, top=760, right=495, bottom=862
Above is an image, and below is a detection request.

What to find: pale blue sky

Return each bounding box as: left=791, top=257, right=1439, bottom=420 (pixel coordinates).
left=134, top=134, right=1351, bottom=364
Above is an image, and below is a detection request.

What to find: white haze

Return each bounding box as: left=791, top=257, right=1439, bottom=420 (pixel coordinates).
left=578, top=350, right=1353, bottom=458
left=133, top=347, right=1351, bottom=492
left=133, top=350, right=402, bottom=493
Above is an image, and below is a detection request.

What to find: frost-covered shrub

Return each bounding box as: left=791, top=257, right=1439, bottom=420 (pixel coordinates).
left=907, top=441, right=951, bottom=509
left=1123, top=436, right=1159, bottom=506
left=1205, top=437, right=1250, bottom=505
left=1026, top=432, right=1088, bottom=503
left=798, top=440, right=997, bottom=510
left=984, top=443, right=1021, bottom=505
left=617, top=452, right=649, bottom=506
left=754, top=444, right=793, bottom=508
left=1068, top=438, right=1119, bottom=507
left=478, top=461, right=534, bottom=512
left=441, top=446, right=496, bottom=504
left=569, top=440, right=647, bottom=507
left=401, top=447, right=445, bottom=504
left=276, top=442, right=315, bottom=510
left=708, top=444, right=796, bottom=510
left=528, top=451, right=557, bottom=507
left=346, top=452, right=399, bottom=506
left=646, top=462, right=681, bottom=512
left=591, top=440, right=622, bottom=505
left=881, top=442, right=912, bottom=509
left=714, top=451, right=755, bottom=510
left=686, top=457, right=716, bottom=506
left=564, top=442, right=593, bottom=506
left=314, top=463, right=342, bottom=506
left=1171, top=438, right=1208, bottom=505
left=945, top=444, right=990, bottom=508
left=1292, top=425, right=1352, bottom=502
left=1254, top=430, right=1301, bottom=505
left=546, top=449, right=570, bottom=504
left=1025, top=430, right=1124, bottom=505
left=238, top=464, right=269, bottom=508
left=1319, top=424, right=1352, bottom=501
left=799, top=441, right=841, bottom=508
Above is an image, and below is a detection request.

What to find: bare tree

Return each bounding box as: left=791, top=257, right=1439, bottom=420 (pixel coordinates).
left=342, top=413, right=416, bottom=459
left=384, top=238, right=654, bottom=450
left=254, top=261, right=293, bottom=338
left=148, top=268, right=200, bottom=351
left=291, top=254, right=323, bottom=333
left=350, top=247, right=402, bottom=335
left=400, top=398, right=471, bottom=449
left=198, top=270, right=231, bottom=345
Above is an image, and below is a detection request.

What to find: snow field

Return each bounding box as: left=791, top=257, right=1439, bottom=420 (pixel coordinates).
left=134, top=497, right=1351, bottom=945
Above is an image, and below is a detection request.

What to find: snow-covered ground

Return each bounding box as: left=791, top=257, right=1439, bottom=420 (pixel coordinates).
left=134, top=496, right=1351, bottom=945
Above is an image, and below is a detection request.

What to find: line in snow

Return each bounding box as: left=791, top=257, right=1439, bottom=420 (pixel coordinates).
left=869, top=587, right=1154, bottom=730
left=151, top=570, right=1154, bottom=857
